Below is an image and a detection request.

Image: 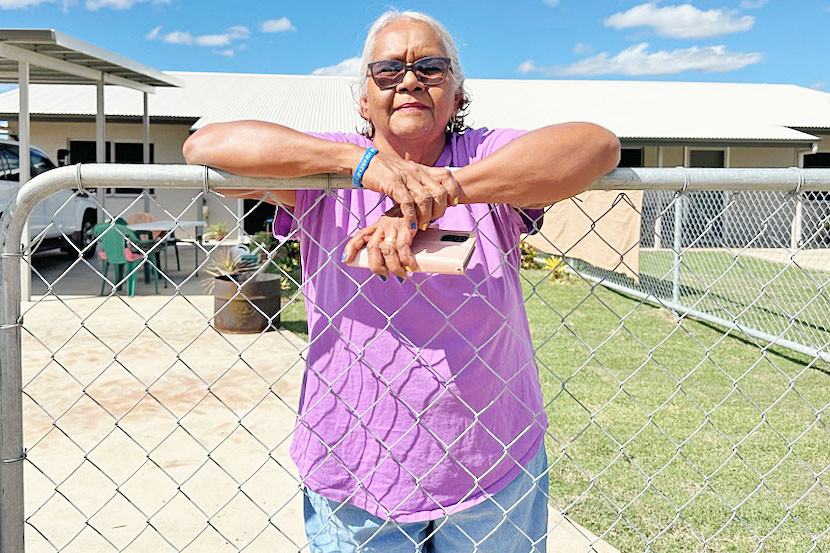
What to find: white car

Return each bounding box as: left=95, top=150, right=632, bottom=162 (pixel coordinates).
left=0, top=138, right=98, bottom=258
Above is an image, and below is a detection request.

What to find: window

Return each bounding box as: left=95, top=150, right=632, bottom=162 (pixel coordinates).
left=68, top=140, right=154, bottom=195
left=108, top=143, right=155, bottom=195
left=618, top=148, right=644, bottom=168
left=690, top=149, right=725, bottom=168
left=31, top=150, right=55, bottom=178
left=804, top=152, right=830, bottom=201
left=68, top=140, right=111, bottom=164
left=0, top=146, right=8, bottom=180
left=0, top=144, right=20, bottom=181
left=804, top=152, right=830, bottom=168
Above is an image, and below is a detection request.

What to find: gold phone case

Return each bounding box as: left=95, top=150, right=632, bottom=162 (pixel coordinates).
left=347, top=228, right=477, bottom=275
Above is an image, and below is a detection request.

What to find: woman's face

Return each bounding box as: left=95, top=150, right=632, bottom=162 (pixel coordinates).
left=361, top=19, right=459, bottom=147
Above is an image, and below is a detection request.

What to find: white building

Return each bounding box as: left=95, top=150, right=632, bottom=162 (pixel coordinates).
left=2, top=71, right=830, bottom=247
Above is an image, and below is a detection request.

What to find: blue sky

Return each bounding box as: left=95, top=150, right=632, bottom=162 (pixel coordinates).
left=0, top=0, right=828, bottom=94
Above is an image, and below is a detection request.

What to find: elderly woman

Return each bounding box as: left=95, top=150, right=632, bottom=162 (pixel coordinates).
left=183, top=10, right=619, bottom=553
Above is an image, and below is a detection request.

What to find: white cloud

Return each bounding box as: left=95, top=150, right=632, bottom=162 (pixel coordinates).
left=227, top=25, right=250, bottom=38
left=518, top=42, right=762, bottom=76
left=311, top=56, right=361, bottom=76
left=517, top=60, right=537, bottom=74
left=0, top=0, right=52, bottom=8
left=261, top=17, right=296, bottom=33
left=147, top=25, right=250, bottom=48
left=572, top=42, right=593, bottom=55
left=542, top=0, right=559, bottom=6
left=160, top=30, right=193, bottom=45
left=2, top=0, right=167, bottom=8
left=195, top=34, right=231, bottom=46
left=214, top=48, right=235, bottom=57
left=808, top=81, right=825, bottom=90
left=740, top=0, right=768, bottom=8
left=604, top=3, right=754, bottom=39
left=85, top=0, right=168, bottom=9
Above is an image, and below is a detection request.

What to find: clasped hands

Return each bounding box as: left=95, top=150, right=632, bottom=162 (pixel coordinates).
left=342, top=152, right=461, bottom=282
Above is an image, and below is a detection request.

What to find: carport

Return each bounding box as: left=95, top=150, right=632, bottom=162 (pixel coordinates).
left=0, top=29, right=181, bottom=300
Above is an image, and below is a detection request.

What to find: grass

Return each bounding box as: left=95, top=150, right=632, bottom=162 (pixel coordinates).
left=639, top=250, right=830, bottom=352
left=522, top=268, right=830, bottom=553
left=279, top=286, right=307, bottom=338
left=278, top=268, right=830, bottom=552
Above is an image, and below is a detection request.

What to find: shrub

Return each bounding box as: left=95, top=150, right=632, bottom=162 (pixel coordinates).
left=520, top=241, right=542, bottom=270
left=545, top=256, right=570, bottom=282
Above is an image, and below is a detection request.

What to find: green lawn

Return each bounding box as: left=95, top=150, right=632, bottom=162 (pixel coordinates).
left=637, top=250, right=830, bottom=353
left=522, top=268, right=830, bottom=553
left=278, top=270, right=830, bottom=552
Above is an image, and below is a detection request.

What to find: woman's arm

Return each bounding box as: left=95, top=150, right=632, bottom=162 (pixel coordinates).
left=182, top=120, right=365, bottom=207
left=182, top=120, right=459, bottom=227
left=453, top=122, right=621, bottom=208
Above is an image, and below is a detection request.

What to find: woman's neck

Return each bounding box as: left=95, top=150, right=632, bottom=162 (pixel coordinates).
left=373, top=132, right=447, bottom=166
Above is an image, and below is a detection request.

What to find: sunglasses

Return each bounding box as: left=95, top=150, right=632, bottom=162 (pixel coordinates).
left=367, top=56, right=452, bottom=90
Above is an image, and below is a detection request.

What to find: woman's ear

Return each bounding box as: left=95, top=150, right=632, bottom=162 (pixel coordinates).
left=454, top=89, right=463, bottom=113
left=359, top=94, right=371, bottom=122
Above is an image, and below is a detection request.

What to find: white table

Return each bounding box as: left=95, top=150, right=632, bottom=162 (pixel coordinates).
left=127, top=220, right=207, bottom=275
left=127, top=220, right=206, bottom=234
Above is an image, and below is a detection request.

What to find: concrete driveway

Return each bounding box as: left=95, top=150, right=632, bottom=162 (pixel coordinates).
left=16, top=250, right=619, bottom=553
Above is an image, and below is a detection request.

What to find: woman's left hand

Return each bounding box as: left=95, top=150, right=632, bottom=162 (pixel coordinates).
left=342, top=207, right=419, bottom=282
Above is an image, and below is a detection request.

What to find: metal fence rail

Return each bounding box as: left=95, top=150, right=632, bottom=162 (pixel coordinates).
left=1, top=164, right=829, bottom=553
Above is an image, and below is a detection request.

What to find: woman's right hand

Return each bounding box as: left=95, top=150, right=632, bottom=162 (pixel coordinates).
left=359, top=152, right=461, bottom=232
left=342, top=206, right=419, bottom=282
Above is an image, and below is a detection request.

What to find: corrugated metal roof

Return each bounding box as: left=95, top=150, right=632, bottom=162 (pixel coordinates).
left=0, top=71, right=827, bottom=142
left=0, top=29, right=181, bottom=88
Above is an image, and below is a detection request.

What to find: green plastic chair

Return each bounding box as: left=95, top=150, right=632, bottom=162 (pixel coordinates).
left=92, top=222, right=160, bottom=296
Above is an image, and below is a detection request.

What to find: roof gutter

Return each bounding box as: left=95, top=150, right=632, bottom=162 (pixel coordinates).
left=621, top=138, right=819, bottom=150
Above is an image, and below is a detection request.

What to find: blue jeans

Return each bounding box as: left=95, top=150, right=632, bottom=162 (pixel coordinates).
left=303, top=444, right=549, bottom=553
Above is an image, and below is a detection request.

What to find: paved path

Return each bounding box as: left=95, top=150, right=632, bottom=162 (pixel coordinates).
left=17, top=252, right=620, bottom=552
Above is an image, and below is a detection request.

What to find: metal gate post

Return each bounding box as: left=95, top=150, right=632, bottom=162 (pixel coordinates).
left=0, top=217, right=26, bottom=553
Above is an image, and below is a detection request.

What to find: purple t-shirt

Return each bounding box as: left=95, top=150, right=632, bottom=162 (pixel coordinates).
left=274, top=128, right=547, bottom=522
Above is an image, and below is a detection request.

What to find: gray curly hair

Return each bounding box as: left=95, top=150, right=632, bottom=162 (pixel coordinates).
left=356, top=9, right=470, bottom=138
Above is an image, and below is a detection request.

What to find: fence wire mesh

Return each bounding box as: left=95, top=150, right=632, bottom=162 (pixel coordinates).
left=3, top=168, right=830, bottom=553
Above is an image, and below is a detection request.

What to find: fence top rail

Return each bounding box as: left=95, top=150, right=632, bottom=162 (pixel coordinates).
left=3, top=164, right=830, bottom=255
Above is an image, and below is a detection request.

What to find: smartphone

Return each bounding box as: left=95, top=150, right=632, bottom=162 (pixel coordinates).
left=346, top=228, right=477, bottom=275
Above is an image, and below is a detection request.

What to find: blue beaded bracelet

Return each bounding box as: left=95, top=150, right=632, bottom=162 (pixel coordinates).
left=352, top=147, right=379, bottom=188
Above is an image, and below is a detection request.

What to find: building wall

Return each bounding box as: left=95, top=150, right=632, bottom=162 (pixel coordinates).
left=10, top=120, right=828, bottom=249
left=8, top=120, right=190, bottom=163
left=635, top=145, right=815, bottom=248
left=7, top=120, right=246, bottom=238
left=730, top=147, right=799, bottom=167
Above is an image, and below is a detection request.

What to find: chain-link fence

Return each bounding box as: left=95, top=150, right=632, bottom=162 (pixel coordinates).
left=578, top=184, right=830, bottom=363
left=1, top=165, right=829, bottom=553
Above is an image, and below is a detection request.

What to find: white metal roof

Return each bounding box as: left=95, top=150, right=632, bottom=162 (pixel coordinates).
left=0, top=29, right=181, bottom=89
left=0, top=71, right=827, bottom=143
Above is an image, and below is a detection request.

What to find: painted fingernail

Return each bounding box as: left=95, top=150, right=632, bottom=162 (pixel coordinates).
left=429, top=219, right=436, bottom=223
left=405, top=266, right=413, bottom=272
left=451, top=198, right=458, bottom=206
left=340, top=252, right=347, bottom=262
left=378, top=275, right=387, bottom=282
left=410, top=222, right=417, bottom=230
left=420, top=223, right=429, bottom=231
left=396, top=276, right=404, bottom=283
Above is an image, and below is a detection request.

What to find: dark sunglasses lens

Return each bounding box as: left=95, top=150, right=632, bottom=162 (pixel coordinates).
left=371, top=61, right=405, bottom=88
left=414, top=58, right=449, bottom=85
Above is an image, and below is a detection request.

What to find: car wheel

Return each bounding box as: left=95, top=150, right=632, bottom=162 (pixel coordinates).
left=73, top=215, right=96, bottom=259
